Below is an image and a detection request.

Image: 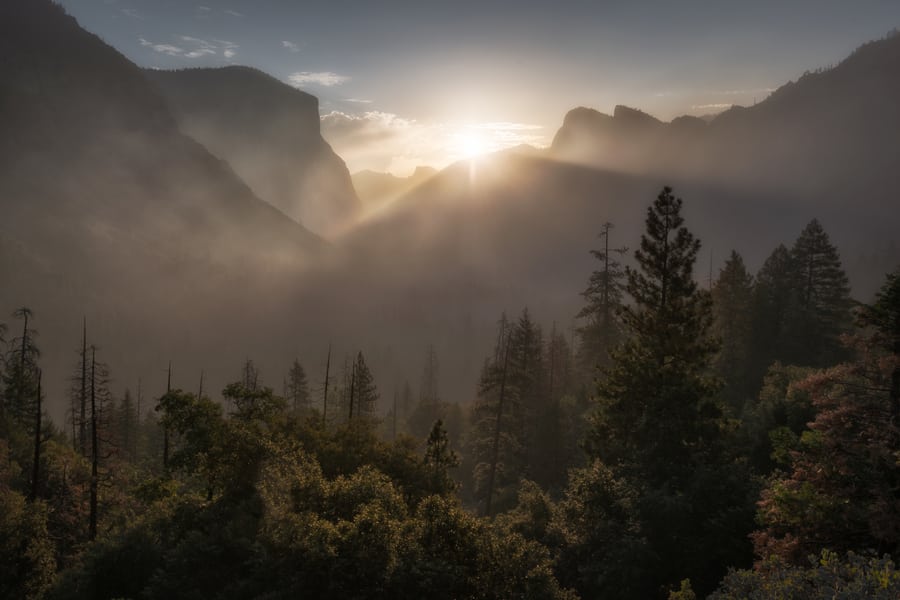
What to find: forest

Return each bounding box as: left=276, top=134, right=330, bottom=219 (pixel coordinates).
left=2, top=186, right=899, bottom=599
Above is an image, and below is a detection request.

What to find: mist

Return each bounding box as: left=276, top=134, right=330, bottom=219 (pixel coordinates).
left=3, top=2, right=900, bottom=599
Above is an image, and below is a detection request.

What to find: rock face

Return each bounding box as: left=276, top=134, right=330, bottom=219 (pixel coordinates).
left=0, top=0, right=326, bottom=417
left=551, top=31, right=900, bottom=205
left=0, top=0, right=324, bottom=265
left=146, top=67, right=361, bottom=237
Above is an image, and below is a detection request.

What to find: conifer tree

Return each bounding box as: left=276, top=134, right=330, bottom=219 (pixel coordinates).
left=711, top=250, right=755, bottom=413
left=583, top=187, right=753, bottom=595
left=3, top=307, right=40, bottom=426
left=285, top=359, right=310, bottom=413
left=408, top=345, right=442, bottom=438
left=577, top=222, right=628, bottom=375
left=587, top=187, right=720, bottom=483
left=348, top=351, right=379, bottom=421
left=785, top=218, right=853, bottom=366
left=750, top=244, right=795, bottom=383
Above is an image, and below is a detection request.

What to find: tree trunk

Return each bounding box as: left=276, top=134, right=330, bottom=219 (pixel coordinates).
left=485, top=334, right=512, bottom=518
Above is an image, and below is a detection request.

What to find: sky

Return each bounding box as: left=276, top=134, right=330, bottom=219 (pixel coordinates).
left=57, top=0, right=900, bottom=175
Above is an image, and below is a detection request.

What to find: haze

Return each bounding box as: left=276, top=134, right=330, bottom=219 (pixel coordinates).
left=2, top=2, right=900, bottom=598
left=57, top=0, right=900, bottom=174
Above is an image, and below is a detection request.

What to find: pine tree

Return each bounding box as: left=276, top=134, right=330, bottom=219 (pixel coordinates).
left=467, top=310, right=545, bottom=515
left=754, top=271, right=900, bottom=563
left=711, top=250, right=755, bottom=413
left=2, top=307, right=40, bottom=426
left=350, top=351, right=379, bottom=420
left=577, top=222, right=628, bottom=375
left=750, top=244, right=796, bottom=383
left=423, top=419, right=459, bottom=497
left=587, top=187, right=720, bottom=484
left=785, top=218, right=853, bottom=366
left=285, top=359, right=311, bottom=413
left=241, top=359, right=261, bottom=391
left=408, top=345, right=442, bottom=438
left=583, top=187, right=753, bottom=595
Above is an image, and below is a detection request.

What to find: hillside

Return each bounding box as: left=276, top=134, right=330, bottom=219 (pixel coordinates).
left=146, top=67, right=361, bottom=237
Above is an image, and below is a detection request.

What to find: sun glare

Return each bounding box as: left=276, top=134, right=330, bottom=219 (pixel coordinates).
left=455, top=130, right=490, bottom=159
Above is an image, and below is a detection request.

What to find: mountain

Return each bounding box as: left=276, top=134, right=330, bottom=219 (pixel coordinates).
left=551, top=30, right=900, bottom=213
left=352, top=166, right=437, bottom=213
left=0, top=0, right=327, bottom=416
left=146, top=67, right=361, bottom=237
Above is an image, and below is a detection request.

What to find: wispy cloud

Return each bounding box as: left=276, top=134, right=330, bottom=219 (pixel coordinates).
left=344, top=98, right=373, bottom=104
left=120, top=8, right=143, bottom=19
left=139, top=38, right=184, bottom=56
left=321, top=111, right=546, bottom=175
left=288, top=72, right=350, bottom=87
left=282, top=40, right=301, bottom=53
left=691, top=103, right=732, bottom=111
left=139, top=36, right=237, bottom=60
left=224, top=9, right=244, bottom=18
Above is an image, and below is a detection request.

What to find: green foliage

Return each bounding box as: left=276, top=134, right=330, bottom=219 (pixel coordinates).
left=583, top=187, right=756, bottom=596
left=711, top=551, right=900, bottom=599
left=739, top=362, right=817, bottom=474
left=577, top=221, right=628, bottom=375
left=0, top=441, right=56, bottom=600
left=784, top=219, right=853, bottom=367
left=753, top=347, right=900, bottom=563
left=588, top=187, right=721, bottom=483
left=711, top=250, right=755, bottom=413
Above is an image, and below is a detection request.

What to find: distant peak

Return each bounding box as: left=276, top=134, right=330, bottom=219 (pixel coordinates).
left=613, top=105, right=662, bottom=126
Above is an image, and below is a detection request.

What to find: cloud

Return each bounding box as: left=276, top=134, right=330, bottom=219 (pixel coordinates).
left=288, top=72, right=351, bottom=87
left=282, top=40, right=301, bottom=53
left=139, top=38, right=184, bottom=56
left=344, top=98, right=373, bottom=104
left=692, top=103, right=733, bottom=110
left=121, top=8, right=143, bottom=19
left=224, top=9, right=244, bottom=17
left=320, top=111, right=546, bottom=176
left=139, top=36, right=237, bottom=60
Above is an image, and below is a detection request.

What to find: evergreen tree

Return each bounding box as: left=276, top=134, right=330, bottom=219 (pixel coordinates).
left=423, top=419, right=459, bottom=497
left=285, top=359, right=311, bottom=413
left=753, top=272, right=900, bottom=564
left=711, top=250, right=755, bottom=413
left=587, top=187, right=720, bottom=483
left=408, top=345, right=442, bottom=439
left=241, top=359, right=261, bottom=391
left=3, top=308, right=40, bottom=426
left=750, top=244, right=796, bottom=384
left=584, top=187, right=754, bottom=596
left=577, top=222, right=628, bottom=376
left=785, top=218, right=853, bottom=366
left=349, top=351, right=379, bottom=421
left=116, top=389, right=138, bottom=462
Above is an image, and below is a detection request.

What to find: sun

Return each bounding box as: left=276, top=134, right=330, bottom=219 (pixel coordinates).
left=455, top=130, right=490, bottom=159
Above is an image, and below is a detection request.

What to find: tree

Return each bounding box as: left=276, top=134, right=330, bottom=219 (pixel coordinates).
left=285, top=359, right=311, bottom=413
left=584, top=187, right=754, bottom=596
left=3, top=308, right=40, bottom=426
left=468, top=313, right=515, bottom=516
left=750, top=244, right=796, bottom=382
left=785, top=219, right=853, bottom=366
left=422, top=419, right=459, bottom=497
left=577, top=222, right=628, bottom=376
left=753, top=269, right=900, bottom=564
left=87, top=346, right=114, bottom=541
left=348, top=351, right=379, bottom=421
left=241, top=359, right=261, bottom=391
left=587, top=186, right=720, bottom=483
left=711, top=250, right=755, bottom=413
left=408, top=345, right=443, bottom=439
